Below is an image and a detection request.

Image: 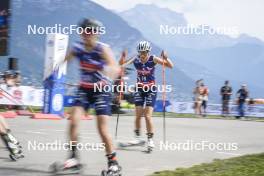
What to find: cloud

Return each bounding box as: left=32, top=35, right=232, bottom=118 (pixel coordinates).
left=91, top=0, right=264, bottom=40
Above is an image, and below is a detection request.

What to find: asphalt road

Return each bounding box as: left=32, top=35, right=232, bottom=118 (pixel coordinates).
left=0, top=115, right=264, bottom=176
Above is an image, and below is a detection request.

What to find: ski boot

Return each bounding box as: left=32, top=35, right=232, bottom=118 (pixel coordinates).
left=1, top=133, right=24, bottom=161
left=6, top=131, right=22, bottom=149
left=118, top=130, right=145, bottom=148
left=146, top=138, right=155, bottom=153
left=50, top=158, right=83, bottom=174
left=118, top=137, right=145, bottom=148
left=8, top=141, right=24, bottom=161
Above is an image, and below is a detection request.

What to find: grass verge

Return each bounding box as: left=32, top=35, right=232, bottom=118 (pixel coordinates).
left=150, top=153, right=264, bottom=176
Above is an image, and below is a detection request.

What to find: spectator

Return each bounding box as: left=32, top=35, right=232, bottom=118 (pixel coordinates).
left=0, top=72, right=4, bottom=84
left=193, top=79, right=203, bottom=117
left=220, top=80, right=232, bottom=117
left=236, top=84, right=249, bottom=118
left=3, top=70, right=21, bottom=87
left=2, top=70, right=22, bottom=110
left=0, top=10, right=8, bottom=28
left=200, top=82, right=209, bottom=117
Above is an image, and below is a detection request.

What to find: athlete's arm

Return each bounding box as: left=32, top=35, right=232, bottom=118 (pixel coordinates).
left=154, top=50, right=174, bottom=68
left=229, top=87, right=233, bottom=95
left=220, top=87, right=224, bottom=95
left=236, top=90, right=240, bottom=98
left=206, top=88, right=209, bottom=95
left=64, top=50, right=75, bottom=62
left=101, top=45, right=121, bottom=80
left=119, top=49, right=136, bottom=67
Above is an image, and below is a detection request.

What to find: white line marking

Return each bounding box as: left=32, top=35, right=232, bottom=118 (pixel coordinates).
left=79, top=136, right=94, bottom=139
left=25, top=131, right=48, bottom=135
left=39, top=129, right=65, bottom=132
left=216, top=151, right=242, bottom=156
left=81, top=132, right=97, bottom=135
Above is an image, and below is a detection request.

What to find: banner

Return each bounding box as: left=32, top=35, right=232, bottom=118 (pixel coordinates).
left=165, top=101, right=264, bottom=118
left=43, top=33, right=68, bottom=115
left=0, top=85, right=44, bottom=106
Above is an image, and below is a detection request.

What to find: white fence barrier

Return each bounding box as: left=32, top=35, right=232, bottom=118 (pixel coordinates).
left=167, top=101, right=264, bottom=117
left=0, top=85, right=44, bottom=106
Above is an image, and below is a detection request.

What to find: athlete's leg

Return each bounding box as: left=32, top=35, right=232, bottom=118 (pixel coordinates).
left=0, top=120, right=6, bottom=134
left=0, top=115, right=23, bottom=160
left=96, top=115, right=121, bottom=174
left=144, top=106, right=154, bottom=134
left=59, top=106, right=84, bottom=170
left=145, top=89, right=157, bottom=133
left=0, top=115, right=9, bottom=133
left=94, top=92, right=121, bottom=173
left=145, top=106, right=155, bottom=149
left=68, top=106, right=84, bottom=159
left=144, top=90, right=157, bottom=150
left=135, top=106, right=144, bottom=135
left=0, top=115, right=20, bottom=145
left=0, top=115, right=7, bottom=135
left=134, top=91, right=144, bottom=136
left=97, top=115, right=114, bottom=155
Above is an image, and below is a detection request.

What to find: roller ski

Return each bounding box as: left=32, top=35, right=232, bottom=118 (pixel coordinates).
left=6, top=131, right=22, bottom=149
left=8, top=139, right=24, bottom=161
left=49, top=158, right=83, bottom=175
left=1, top=132, right=24, bottom=161
left=143, top=138, right=155, bottom=154
left=118, top=138, right=145, bottom=148
left=8, top=141, right=24, bottom=161
left=101, top=160, right=122, bottom=176
left=9, top=149, right=24, bottom=161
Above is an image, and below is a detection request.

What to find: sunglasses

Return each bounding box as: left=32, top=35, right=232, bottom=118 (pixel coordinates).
left=138, top=51, right=149, bottom=55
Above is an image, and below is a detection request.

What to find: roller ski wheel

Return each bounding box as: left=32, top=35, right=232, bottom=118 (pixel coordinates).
left=118, top=140, right=145, bottom=148
left=146, top=146, right=154, bottom=153
left=8, top=143, right=24, bottom=161
left=9, top=152, right=24, bottom=161
left=49, top=160, right=83, bottom=174
left=101, top=166, right=122, bottom=176
left=143, top=139, right=155, bottom=154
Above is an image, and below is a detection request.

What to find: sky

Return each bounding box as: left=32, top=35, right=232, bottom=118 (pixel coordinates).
left=91, top=0, right=264, bottom=41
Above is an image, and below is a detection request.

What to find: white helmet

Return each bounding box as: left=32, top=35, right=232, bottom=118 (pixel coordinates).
left=137, top=41, right=152, bottom=52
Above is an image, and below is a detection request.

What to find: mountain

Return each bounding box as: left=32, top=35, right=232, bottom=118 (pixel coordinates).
left=121, top=4, right=237, bottom=50
left=0, top=0, right=195, bottom=101
left=174, top=43, right=264, bottom=88
left=119, top=4, right=264, bottom=99
left=121, top=4, right=264, bottom=50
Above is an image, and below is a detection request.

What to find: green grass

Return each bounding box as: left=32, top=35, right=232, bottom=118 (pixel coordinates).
left=151, top=112, right=264, bottom=122
left=150, top=153, right=264, bottom=176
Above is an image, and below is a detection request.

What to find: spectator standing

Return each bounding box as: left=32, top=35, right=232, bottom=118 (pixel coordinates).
left=236, top=84, right=249, bottom=118
left=193, top=79, right=203, bottom=117
left=220, top=80, right=232, bottom=117
left=200, top=83, right=209, bottom=117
